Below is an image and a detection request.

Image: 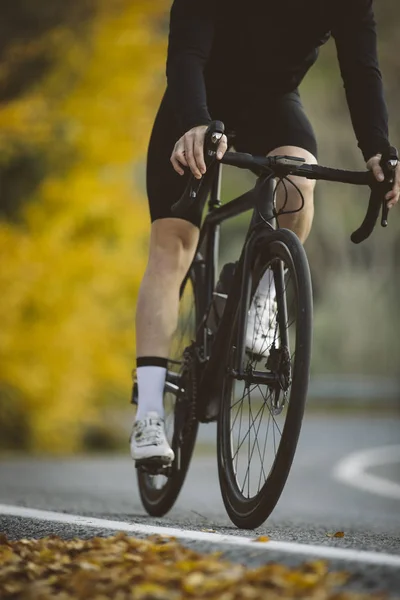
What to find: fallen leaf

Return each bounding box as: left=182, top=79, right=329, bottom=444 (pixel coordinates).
left=182, top=571, right=206, bottom=593
left=0, top=531, right=383, bottom=600
left=326, top=531, right=345, bottom=538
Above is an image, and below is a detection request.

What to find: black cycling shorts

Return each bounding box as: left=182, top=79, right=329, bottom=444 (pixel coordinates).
left=146, top=86, right=317, bottom=228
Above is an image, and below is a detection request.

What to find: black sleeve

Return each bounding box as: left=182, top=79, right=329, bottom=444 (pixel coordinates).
left=332, top=0, right=390, bottom=161
left=166, top=0, right=215, bottom=133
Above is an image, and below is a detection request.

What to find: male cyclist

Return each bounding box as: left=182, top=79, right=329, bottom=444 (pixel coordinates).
left=130, top=0, right=399, bottom=465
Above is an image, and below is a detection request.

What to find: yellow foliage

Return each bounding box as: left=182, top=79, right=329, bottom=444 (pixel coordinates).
left=0, top=1, right=169, bottom=452
left=0, top=533, right=369, bottom=599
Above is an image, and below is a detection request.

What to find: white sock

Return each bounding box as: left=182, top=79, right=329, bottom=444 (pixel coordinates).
left=258, top=269, right=276, bottom=298
left=136, top=366, right=166, bottom=420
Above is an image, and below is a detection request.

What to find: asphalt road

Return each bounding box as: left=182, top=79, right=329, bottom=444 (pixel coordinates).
left=1, top=414, right=400, bottom=596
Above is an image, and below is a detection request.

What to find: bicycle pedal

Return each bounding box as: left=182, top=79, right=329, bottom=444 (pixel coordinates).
left=135, top=457, right=172, bottom=476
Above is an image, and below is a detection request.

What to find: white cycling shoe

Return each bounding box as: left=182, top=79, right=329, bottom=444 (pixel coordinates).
left=130, top=411, right=174, bottom=465
left=245, top=270, right=278, bottom=358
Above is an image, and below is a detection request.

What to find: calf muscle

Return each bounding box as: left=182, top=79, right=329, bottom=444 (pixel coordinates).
left=136, top=218, right=199, bottom=358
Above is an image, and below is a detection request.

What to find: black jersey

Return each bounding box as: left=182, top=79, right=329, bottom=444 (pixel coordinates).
left=166, top=0, right=389, bottom=160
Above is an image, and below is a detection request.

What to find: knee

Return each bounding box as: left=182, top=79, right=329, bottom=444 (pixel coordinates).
left=269, top=145, right=317, bottom=204
left=284, top=175, right=316, bottom=199
left=147, top=218, right=199, bottom=277
left=275, top=176, right=315, bottom=216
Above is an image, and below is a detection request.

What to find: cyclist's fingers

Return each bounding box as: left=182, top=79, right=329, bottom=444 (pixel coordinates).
left=184, top=134, right=202, bottom=179
left=170, top=141, right=188, bottom=175
left=371, top=162, right=385, bottom=182
left=217, top=135, right=228, bottom=160
left=193, top=132, right=206, bottom=175
left=170, top=155, right=185, bottom=176
left=386, top=193, right=398, bottom=209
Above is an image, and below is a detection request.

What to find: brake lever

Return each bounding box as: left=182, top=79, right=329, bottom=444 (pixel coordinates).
left=185, top=122, right=224, bottom=199
left=190, top=121, right=225, bottom=198
left=380, top=146, right=398, bottom=227
left=170, top=121, right=225, bottom=218
left=381, top=203, right=389, bottom=228
left=187, top=122, right=225, bottom=193
left=204, top=121, right=225, bottom=163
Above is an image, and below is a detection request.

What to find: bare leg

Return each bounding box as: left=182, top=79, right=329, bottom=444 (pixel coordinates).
left=268, top=145, right=317, bottom=243
left=136, top=218, right=199, bottom=358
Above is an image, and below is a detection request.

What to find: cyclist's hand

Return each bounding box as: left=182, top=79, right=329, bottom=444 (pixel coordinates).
left=367, top=154, right=400, bottom=209
left=171, top=125, right=228, bottom=179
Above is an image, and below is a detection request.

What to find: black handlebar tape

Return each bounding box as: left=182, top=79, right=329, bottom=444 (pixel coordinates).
left=350, top=147, right=398, bottom=243
left=171, top=121, right=225, bottom=218
left=221, top=152, right=256, bottom=169
left=379, top=146, right=398, bottom=227
left=350, top=185, right=381, bottom=244
left=294, top=164, right=372, bottom=185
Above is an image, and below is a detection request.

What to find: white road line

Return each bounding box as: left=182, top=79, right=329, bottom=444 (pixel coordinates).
left=333, top=445, right=400, bottom=501
left=1, top=503, right=400, bottom=568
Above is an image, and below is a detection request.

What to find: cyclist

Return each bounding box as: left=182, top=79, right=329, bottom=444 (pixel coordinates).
left=130, top=0, right=399, bottom=465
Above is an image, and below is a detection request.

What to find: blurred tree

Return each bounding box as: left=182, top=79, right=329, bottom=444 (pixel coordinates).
left=0, top=0, right=98, bottom=220
left=0, top=0, right=167, bottom=451
left=0, top=0, right=96, bottom=103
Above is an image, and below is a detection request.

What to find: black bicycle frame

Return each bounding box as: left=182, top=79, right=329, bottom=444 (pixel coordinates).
left=184, top=163, right=286, bottom=422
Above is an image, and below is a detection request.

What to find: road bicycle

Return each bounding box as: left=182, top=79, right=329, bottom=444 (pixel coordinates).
left=133, top=121, right=398, bottom=529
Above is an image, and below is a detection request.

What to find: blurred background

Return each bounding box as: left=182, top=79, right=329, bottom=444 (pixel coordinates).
left=0, top=0, right=398, bottom=455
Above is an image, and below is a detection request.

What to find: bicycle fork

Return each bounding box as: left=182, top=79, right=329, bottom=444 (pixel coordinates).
left=196, top=224, right=282, bottom=421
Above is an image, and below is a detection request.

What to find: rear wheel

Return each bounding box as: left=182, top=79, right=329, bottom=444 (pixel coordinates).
left=217, top=229, right=312, bottom=529
left=137, top=269, right=200, bottom=517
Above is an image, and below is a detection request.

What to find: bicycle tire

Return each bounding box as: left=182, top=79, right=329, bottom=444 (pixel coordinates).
left=137, top=267, right=201, bottom=517
left=217, top=228, right=313, bottom=529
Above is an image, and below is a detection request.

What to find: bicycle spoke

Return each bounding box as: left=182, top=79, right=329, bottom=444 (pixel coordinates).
left=257, top=384, right=283, bottom=436
left=234, top=382, right=285, bottom=498
left=248, top=400, right=268, bottom=486
left=247, top=390, right=250, bottom=497
left=232, top=400, right=262, bottom=458
left=231, top=399, right=265, bottom=462
left=230, top=383, right=259, bottom=416
left=258, top=407, right=271, bottom=493
left=240, top=390, right=266, bottom=496
left=231, top=394, right=244, bottom=434
left=220, top=230, right=312, bottom=528
left=234, top=398, right=244, bottom=475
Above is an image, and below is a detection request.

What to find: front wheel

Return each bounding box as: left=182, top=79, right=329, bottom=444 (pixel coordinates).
left=217, top=229, right=313, bottom=529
